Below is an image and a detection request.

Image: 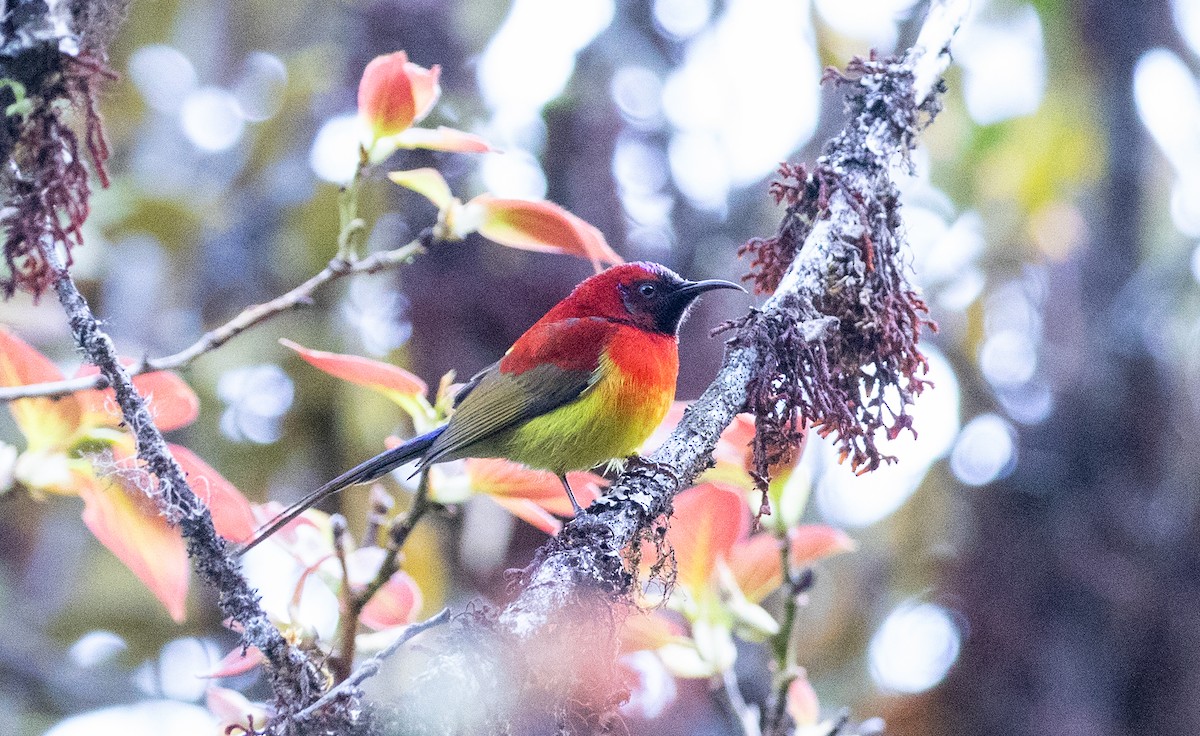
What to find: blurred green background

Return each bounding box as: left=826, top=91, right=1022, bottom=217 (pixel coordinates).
left=2, top=0, right=1199, bottom=734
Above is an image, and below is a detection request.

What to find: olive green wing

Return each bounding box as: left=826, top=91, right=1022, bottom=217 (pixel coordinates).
left=452, top=360, right=499, bottom=408
left=423, top=361, right=599, bottom=466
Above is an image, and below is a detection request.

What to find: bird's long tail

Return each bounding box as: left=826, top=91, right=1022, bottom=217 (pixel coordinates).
left=236, top=427, right=444, bottom=557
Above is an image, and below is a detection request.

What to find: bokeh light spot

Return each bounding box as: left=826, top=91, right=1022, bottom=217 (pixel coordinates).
left=869, top=602, right=961, bottom=693
left=950, top=413, right=1017, bottom=486
left=180, top=87, right=245, bottom=152
left=128, top=45, right=197, bottom=114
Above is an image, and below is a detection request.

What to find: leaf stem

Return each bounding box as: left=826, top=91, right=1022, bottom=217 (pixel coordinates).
left=0, top=236, right=429, bottom=402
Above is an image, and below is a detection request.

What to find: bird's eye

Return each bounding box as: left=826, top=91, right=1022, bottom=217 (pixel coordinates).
left=638, top=283, right=657, bottom=297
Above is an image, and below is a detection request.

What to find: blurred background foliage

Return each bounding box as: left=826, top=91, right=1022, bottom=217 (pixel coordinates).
left=2, top=0, right=1199, bottom=734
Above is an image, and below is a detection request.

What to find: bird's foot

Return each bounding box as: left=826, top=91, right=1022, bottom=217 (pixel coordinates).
left=559, top=474, right=586, bottom=517
left=623, top=454, right=681, bottom=485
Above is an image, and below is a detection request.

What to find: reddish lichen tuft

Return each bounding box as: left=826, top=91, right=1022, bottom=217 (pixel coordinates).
left=731, top=50, right=943, bottom=485
left=738, top=163, right=828, bottom=296
left=1, top=52, right=112, bottom=299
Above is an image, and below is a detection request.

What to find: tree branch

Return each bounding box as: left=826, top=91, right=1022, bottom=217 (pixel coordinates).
left=38, top=237, right=328, bottom=715
left=291, top=608, right=452, bottom=724
left=500, top=0, right=969, bottom=637
left=0, top=236, right=428, bottom=401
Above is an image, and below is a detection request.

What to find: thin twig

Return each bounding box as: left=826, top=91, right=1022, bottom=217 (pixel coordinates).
left=361, top=484, right=395, bottom=548
left=292, top=608, right=452, bottom=723
left=0, top=237, right=428, bottom=402
left=332, top=470, right=432, bottom=683
left=330, top=515, right=354, bottom=685
left=763, top=563, right=814, bottom=736
left=716, top=666, right=761, bottom=736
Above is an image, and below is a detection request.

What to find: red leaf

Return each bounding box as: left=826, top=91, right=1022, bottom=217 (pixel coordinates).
left=360, top=571, right=423, bottom=630
left=280, top=339, right=427, bottom=402
left=467, top=196, right=623, bottom=269
left=639, top=401, right=689, bottom=454
left=358, top=51, right=440, bottom=140
left=728, top=533, right=784, bottom=603
left=786, top=671, right=821, bottom=727
left=77, top=473, right=189, bottom=622
left=0, top=327, right=80, bottom=446
left=713, top=414, right=756, bottom=471
left=170, top=445, right=256, bottom=543
left=392, top=126, right=494, bottom=154
left=619, top=610, right=685, bottom=653
left=788, top=525, right=856, bottom=566
left=76, top=365, right=200, bottom=432
left=669, top=483, right=749, bottom=591
left=203, top=645, right=264, bottom=678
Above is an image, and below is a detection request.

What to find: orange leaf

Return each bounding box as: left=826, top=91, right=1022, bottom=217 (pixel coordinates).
left=467, top=196, right=623, bottom=269
left=728, top=533, right=784, bottom=603
left=280, top=339, right=427, bottom=404
left=76, top=365, right=200, bottom=432
left=0, top=327, right=80, bottom=447
left=392, top=126, right=494, bottom=154
left=170, top=445, right=255, bottom=543
left=669, top=483, right=749, bottom=591
left=77, top=473, right=189, bottom=622
left=466, top=458, right=603, bottom=516
left=204, top=645, right=264, bottom=678
left=788, top=525, right=856, bottom=567
left=488, top=496, right=562, bottom=535
left=358, top=51, right=440, bottom=140
left=360, top=571, right=423, bottom=630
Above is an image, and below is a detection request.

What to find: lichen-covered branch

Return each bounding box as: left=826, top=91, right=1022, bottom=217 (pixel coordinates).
left=0, top=236, right=428, bottom=402
left=37, top=234, right=328, bottom=720
left=1, top=2, right=331, bottom=729
left=501, top=0, right=968, bottom=639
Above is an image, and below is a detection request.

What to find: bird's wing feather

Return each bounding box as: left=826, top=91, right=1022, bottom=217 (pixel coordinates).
left=425, top=318, right=616, bottom=463
left=453, top=360, right=500, bottom=408
left=425, top=363, right=597, bottom=463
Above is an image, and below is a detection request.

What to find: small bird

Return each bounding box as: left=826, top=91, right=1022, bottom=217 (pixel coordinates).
left=239, top=262, right=742, bottom=555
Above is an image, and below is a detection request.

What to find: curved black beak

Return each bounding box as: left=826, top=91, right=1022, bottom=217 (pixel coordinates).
left=654, top=277, right=746, bottom=335
left=675, top=278, right=746, bottom=298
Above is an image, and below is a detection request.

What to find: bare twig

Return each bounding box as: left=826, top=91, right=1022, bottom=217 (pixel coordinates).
left=717, top=666, right=762, bottom=736
left=0, top=238, right=428, bottom=401
left=292, top=608, right=453, bottom=723
left=331, top=470, right=432, bottom=683
left=764, top=565, right=815, bottom=736
left=330, top=515, right=355, bottom=684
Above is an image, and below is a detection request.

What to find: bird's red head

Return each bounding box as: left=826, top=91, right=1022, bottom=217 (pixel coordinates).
left=545, top=262, right=743, bottom=335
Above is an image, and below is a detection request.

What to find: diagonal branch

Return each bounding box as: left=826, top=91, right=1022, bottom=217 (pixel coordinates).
left=501, top=0, right=969, bottom=637
left=39, top=237, right=328, bottom=715
left=292, top=608, right=452, bottom=723
left=0, top=235, right=429, bottom=401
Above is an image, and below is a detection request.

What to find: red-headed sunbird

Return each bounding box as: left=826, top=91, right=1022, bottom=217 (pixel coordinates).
left=239, top=262, right=742, bottom=554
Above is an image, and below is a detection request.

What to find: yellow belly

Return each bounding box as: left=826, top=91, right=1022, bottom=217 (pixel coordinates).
left=495, top=350, right=675, bottom=475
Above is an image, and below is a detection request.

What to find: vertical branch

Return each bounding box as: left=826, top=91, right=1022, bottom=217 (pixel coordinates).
left=38, top=238, right=327, bottom=713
